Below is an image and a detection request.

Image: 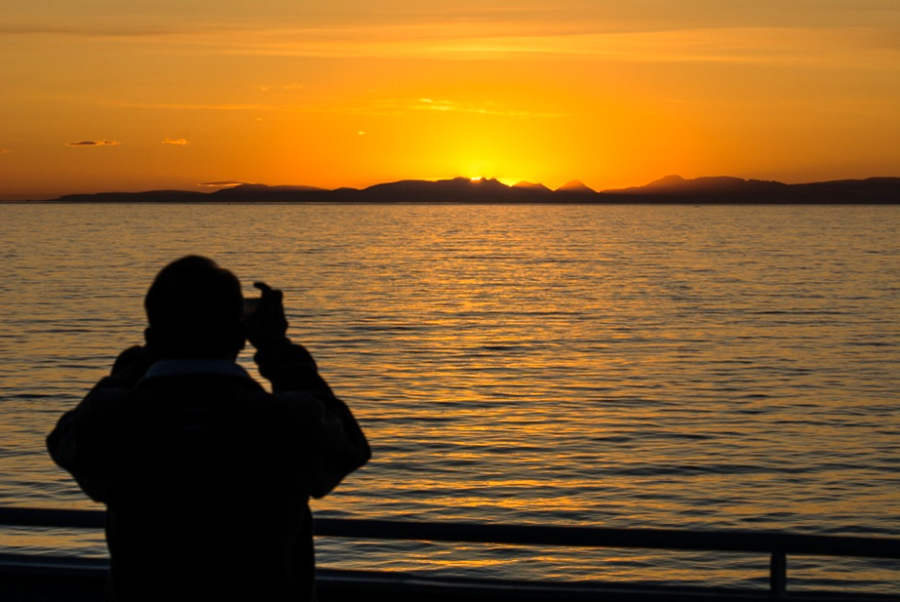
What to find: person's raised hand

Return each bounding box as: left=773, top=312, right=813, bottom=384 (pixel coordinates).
left=246, top=281, right=290, bottom=351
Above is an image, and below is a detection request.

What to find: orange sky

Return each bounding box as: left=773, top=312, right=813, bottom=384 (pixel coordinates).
left=1, top=1, right=899, bottom=199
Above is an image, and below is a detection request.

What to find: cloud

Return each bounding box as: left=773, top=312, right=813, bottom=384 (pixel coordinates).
left=108, top=101, right=272, bottom=111
left=65, top=139, right=120, bottom=147
left=125, top=23, right=895, bottom=69
left=5, top=10, right=900, bottom=67
left=411, top=97, right=563, bottom=118
left=333, top=97, right=565, bottom=119
left=0, top=149, right=10, bottom=154
left=162, top=137, right=189, bottom=145
left=198, top=181, right=249, bottom=188
left=107, top=95, right=560, bottom=120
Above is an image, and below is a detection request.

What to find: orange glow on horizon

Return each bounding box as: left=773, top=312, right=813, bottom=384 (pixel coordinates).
left=0, top=2, right=898, bottom=199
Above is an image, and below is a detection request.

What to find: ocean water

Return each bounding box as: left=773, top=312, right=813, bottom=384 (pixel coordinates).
left=0, top=202, right=898, bottom=592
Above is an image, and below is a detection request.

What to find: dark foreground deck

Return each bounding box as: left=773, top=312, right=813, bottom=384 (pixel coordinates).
left=1, top=508, right=898, bottom=602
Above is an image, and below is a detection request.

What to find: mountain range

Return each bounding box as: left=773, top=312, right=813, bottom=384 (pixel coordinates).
left=22, top=175, right=900, bottom=204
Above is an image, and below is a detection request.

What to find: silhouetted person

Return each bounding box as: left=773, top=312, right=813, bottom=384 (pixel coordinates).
left=47, top=255, right=370, bottom=601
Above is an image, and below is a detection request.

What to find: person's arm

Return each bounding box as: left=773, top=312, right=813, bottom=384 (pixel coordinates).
left=46, top=346, right=153, bottom=501
left=248, top=282, right=370, bottom=496
left=284, top=387, right=370, bottom=499
left=108, top=345, right=157, bottom=387
left=246, top=282, right=332, bottom=394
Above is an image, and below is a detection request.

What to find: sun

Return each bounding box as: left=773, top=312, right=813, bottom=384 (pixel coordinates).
left=468, top=175, right=521, bottom=187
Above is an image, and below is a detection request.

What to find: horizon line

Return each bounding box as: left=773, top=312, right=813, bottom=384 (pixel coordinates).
left=3, top=173, right=900, bottom=203
left=6, top=172, right=900, bottom=202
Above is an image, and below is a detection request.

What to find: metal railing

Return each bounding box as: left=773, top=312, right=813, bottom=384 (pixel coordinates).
left=1, top=507, right=898, bottom=601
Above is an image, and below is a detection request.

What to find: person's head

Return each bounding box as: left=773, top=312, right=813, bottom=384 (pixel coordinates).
left=144, top=255, right=245, bottom=359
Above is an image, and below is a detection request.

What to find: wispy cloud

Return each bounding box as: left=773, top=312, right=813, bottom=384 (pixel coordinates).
left=198, top=181, right=248, bottom=188
left=109, top=101, right=274, bottom=111
left=162, top=137, right=188, bottom=145
left=7, top=17, right=898, bottom=68
left=413, top=97, right=564, bottom=118
left=65, top=139, right=120, bottom=147
left=151, top=24, right=900, bottom=68
left=108, top=97, right=559, bottom=119
left=0, top=149, right=10, bottom=154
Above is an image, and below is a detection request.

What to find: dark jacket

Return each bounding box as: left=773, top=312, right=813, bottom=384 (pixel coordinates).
left=47, top=343, right=370, bottom=602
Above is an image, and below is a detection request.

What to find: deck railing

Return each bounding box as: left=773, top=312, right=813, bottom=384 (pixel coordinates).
left=1, top=507, right=898, bottom=601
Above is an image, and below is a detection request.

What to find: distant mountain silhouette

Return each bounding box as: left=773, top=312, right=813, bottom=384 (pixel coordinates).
left=210, top=183, right=328, bottom=202
left=555, top=180, right=597, bottom=194
left=46, top=190, right=209, bottom=203
left=217, top=183, right=325, bottom=194
left=607, top=175, right=787, bottom=195
left=513, top=181, right=552, bottom=193
left=19, top=175, right=900, bottom=204
left=334, top=177, right=568, bottom=203
left=602, top=175, right=899, bottom=203
left=786, top=178, right=900, bottom=203
left=363, top=177, right=513, bottom=201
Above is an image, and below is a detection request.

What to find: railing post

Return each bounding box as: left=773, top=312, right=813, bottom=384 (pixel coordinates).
left=770, top=550, right=787, bottom=600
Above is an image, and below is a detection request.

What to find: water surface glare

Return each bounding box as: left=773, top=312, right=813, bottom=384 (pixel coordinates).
left=1, top=203, right=898, bottom=592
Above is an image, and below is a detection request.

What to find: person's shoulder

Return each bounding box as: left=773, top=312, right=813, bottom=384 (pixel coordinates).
left=82, top=378, right=133, bottom=407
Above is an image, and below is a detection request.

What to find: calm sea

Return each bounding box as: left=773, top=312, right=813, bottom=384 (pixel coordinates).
left=1, top=202, right=898, bottom=592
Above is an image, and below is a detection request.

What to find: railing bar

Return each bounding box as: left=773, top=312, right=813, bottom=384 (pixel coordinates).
left=0, top=507, right=105, bottom=529
left=313, top=519, right=900, bottom=559
left=1, top=508, right=898, bottom=560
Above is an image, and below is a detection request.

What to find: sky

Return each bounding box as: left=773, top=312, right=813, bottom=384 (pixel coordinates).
left=1, top=0, right=899, bottom=199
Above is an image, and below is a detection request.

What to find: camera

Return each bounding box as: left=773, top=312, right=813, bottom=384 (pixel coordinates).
left=243, top=297, right=261, bottom=317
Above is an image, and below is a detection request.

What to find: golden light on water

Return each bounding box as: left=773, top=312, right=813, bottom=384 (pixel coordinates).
left=3, top=202, right=898, bottom=591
